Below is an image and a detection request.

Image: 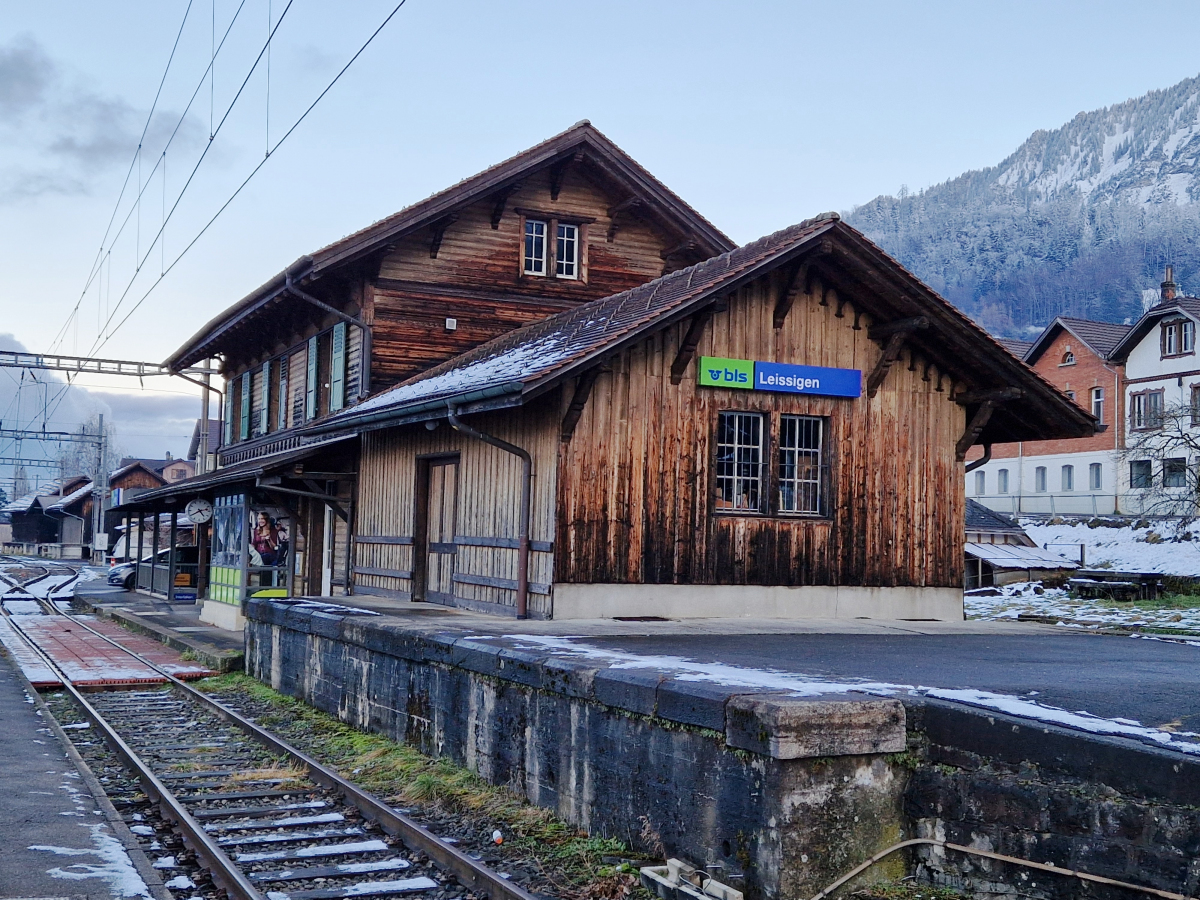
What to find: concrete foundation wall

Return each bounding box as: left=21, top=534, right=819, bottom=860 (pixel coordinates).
left=245, top=599, right=909, bottom=900
left=246, top=599, right=1200, bottom=900
left=552, top=584, right=965, bottom=620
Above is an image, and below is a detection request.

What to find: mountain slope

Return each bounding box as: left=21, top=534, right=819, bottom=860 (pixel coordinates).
left=846, top=75, right=1200, bottom=336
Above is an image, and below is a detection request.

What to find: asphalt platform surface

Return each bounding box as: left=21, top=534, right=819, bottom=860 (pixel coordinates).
left=0, top=648, right=153, bottom=897
left=578, top=631, right=1200, bottom=735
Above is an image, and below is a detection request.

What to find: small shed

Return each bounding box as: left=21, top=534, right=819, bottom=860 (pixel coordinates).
left=964, top=499, right=1078, bottom=588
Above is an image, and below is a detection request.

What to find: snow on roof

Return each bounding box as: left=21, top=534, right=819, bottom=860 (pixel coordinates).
left=46, top=481, right=95, bottom=513
left=965, top=541, right=1079, bottom=570
left=2, top=480, right=73, bottom=514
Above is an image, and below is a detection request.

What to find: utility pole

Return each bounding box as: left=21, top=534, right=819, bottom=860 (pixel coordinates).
left=199, top=362, right=211, bottom=475
left=92, top=414, right=106, bottom=564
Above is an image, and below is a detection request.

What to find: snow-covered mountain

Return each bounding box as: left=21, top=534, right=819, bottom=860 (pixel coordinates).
left=847, top=75, right=1200, bottom=337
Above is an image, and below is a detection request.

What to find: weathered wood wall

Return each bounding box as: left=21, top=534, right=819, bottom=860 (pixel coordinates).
left=354, top=404, right=559, bottom=616
left=555, top=271, right=967, bottom=589
left=369, top=166, right=685, bottom=390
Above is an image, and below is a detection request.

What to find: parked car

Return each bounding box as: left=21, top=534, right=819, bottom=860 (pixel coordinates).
left=107, top=547, right=199, bottom=590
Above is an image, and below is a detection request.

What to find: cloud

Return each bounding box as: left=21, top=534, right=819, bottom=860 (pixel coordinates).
left=0, top=34, right=205, bottom=203
left=0, top=35, right=53, bottom=117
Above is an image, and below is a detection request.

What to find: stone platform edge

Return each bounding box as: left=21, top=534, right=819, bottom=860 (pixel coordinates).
left=245, top=597, right=905, bottom=760
left=71, top=594, right=244, bottom=674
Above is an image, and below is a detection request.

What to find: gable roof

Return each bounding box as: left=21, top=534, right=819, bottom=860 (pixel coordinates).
left=45, top=480, right=94, bottom=514
left=995, top=338, right=1033, bottom=358
left=311, top=214, right=1095, bottom=448
left=109, top=460, right=168, bottom=486
left=188, top=419, right=222, bottom=460
left=2, top=477, right=91, bottom=515
left=965, top=498, right=1024, bottom=534
left=1108, top=296, right=1200, bottom=362
left=164, top=122, right=735, bottom=371
left=1024, top=316, right=1131, bottom=365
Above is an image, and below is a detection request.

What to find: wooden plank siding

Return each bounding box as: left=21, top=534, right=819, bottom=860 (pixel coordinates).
left=369, top=167, right=683, bottom=391
left=354, top=404, right=559, bottom=616
left=554, top=271, right=967, bottom=589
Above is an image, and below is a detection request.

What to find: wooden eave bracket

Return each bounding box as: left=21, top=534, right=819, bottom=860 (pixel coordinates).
left=607, top=196, right=643, bottom=242
left=428, top=215, right=459, bottom=259
left=864, top=316, right=929, bottom=398
left=560, top=367, right=601, bottom=442
left=953, top=388, right=1022, bottom=461
left=549, top=152, right=582, bottom=201
left=489, top=183, right=522, bottom=229
left=670, top=305, right=718, bottom=384
left=772, top=262, right=807, bottom=329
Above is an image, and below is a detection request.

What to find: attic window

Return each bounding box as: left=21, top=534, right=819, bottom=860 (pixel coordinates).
left=1059, top=351, right=1075, bottom=366
left=522, top=213, right=588, bottom=280
left=1162, top=318, right=1195, bottom=357
left=523, top=219, right=547, bottom=275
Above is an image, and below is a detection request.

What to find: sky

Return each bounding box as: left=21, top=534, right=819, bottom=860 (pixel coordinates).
left=3, top=0, right=1200, bottom=485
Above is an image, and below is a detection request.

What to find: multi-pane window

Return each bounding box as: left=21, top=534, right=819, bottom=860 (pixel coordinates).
left=997, top=468, right=1009, bottom=493
left=1061, top=464, right=1074, bottom=491
left=1091, top=387, right=1104, bottom=423
left=1192, top=385, right=1200, bottom=427
left=716, top=412, right=763, bottom=511
left=556, top=223, right=579, bottom=279
left=1060, top=351, right=1075, bottom=366
left=1131, top=390, right=1165, bottom=430
left=973, top=470, right=985, bottom=495
left=1163, top=319, right=1195, bottom=356
left=1035, top=466, right=1047, bottom=492
left=1130, top=460, right=1152, bottom=488
left=778, top=415, right=823, bottom=514
left=1089, top=463, right=1103, bottom=490
left=523, top=219, right=547, bottom=275
left=1164, top=458, right=1188, bottom=488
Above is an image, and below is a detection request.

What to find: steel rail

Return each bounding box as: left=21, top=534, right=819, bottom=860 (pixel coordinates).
left=27, top=603, right=546, bottom=900
left=0, top=608, right=264, bottom=899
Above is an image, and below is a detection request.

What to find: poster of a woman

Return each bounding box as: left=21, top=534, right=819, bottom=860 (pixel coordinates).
left=249, top=510, right=281, bottom=566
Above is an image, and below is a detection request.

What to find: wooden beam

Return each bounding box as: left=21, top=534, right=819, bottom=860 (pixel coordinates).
left=956, top=402, right=997, bottom=461
left=670, top=307, right=716, bottom=384
left=866, top=332, right=908, bottom=397
left=549, top=153, right=580, bottom=201
left=489, top=183, right=521, bottom=229
left=428, top=215, right=458, bottom=259
left=772, top=262, right=807, bottom=329
left=661, top=238, right=699, bottom=260
left=953, top=387, right=1022, bottom=404
left=867, top=316, right=930, bottom=340
left=607, top=197, right=642, bottom=241
left=560, top=368, right=601, bottom=442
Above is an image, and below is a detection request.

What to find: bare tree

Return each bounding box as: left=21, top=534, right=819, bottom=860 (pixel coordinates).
left=1121, top=402, right=1200, bottom=521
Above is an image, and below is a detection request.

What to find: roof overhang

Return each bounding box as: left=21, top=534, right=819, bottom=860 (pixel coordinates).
left=1109, top=303, right=1200, bottom=363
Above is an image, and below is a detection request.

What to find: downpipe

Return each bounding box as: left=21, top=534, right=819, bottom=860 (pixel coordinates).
left=447, top=409, right=531, bottom=619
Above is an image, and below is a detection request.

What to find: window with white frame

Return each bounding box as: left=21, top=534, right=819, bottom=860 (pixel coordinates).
left=1091, top=387, right=1104, bottom=423
left=1131, top=390, right=1165, bottom=430
left=778, top=415, right=824, bottom=514
left=1164, top=458, right=1188, bottom=488
left=1035, top=466, right=1047, bottom=492
left=1089, top=462, right=1102, bottom=490
left=1060, top=351, right=1075, bottom=366
left=716, top=412, right=763, bottom=512
left=1162, top=319, right=1195, bottom=356
left=998, top=468, right=1009, bottom=493
left=1065, top=390, right=1076, bottom=402
left=556, top=223, right=579, bottom=279
left=1061, top=464, right=1074, bottom=491
left=523, top=219, right=547, bottom=275
left=974, top=470, right=985, bottom=495
left=1186, top=320, right=1196, bottom=352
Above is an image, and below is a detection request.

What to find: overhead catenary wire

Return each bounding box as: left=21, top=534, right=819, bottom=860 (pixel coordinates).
left=48, top=1, right=196, bottom=355
left=93, top=0, right=411, bottom=353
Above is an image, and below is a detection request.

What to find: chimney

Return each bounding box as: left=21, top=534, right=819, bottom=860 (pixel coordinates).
left=165, top=451, right=172, bottom=461
left=1161, top=265, right=1178, bottom=302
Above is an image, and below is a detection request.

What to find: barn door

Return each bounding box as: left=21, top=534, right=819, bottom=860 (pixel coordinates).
left=423, top=458, right=459, bottom=604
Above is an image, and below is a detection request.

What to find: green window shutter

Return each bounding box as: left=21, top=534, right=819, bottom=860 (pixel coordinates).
left=223, top=381, right=233, bottom=446
left=330, top=322, right=347, bottom=412
left=260, top=361, right=271, bottom=434
left=306, top=336, right=318, bottom=420
left=277, top=355, right=289, bottom=430
left=239, top=372, right=251, bottom=440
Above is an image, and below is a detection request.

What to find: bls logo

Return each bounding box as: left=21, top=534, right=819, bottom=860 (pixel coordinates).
left=709, top=367, right=748, bottom=384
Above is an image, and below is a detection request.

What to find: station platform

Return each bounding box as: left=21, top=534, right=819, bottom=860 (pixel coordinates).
left=0, top=643, right=159, bottom=898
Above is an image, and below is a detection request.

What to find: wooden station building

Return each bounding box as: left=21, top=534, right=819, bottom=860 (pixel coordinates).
left=116, top=123, right=1092, bottom=625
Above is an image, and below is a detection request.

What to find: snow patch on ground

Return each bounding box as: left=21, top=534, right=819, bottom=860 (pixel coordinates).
left=966, top=581, right=1200, bottom=630
left=489, top=635, right=1200, bottom=756
left=29, top=824, right=152, bottom=898
left=1021, top=518, right=1200, bottom=576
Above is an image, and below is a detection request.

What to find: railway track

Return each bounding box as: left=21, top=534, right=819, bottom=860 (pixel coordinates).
left=0, top=554, right=81, bottom=602
left=5, top=603, right=546, bottom=900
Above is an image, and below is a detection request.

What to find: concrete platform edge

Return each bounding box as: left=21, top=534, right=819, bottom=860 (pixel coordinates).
left=71, top=595, right=243, bottom=673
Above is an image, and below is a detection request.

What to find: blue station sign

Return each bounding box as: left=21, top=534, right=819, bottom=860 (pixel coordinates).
left=699, top=356, right=861, bottom=398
